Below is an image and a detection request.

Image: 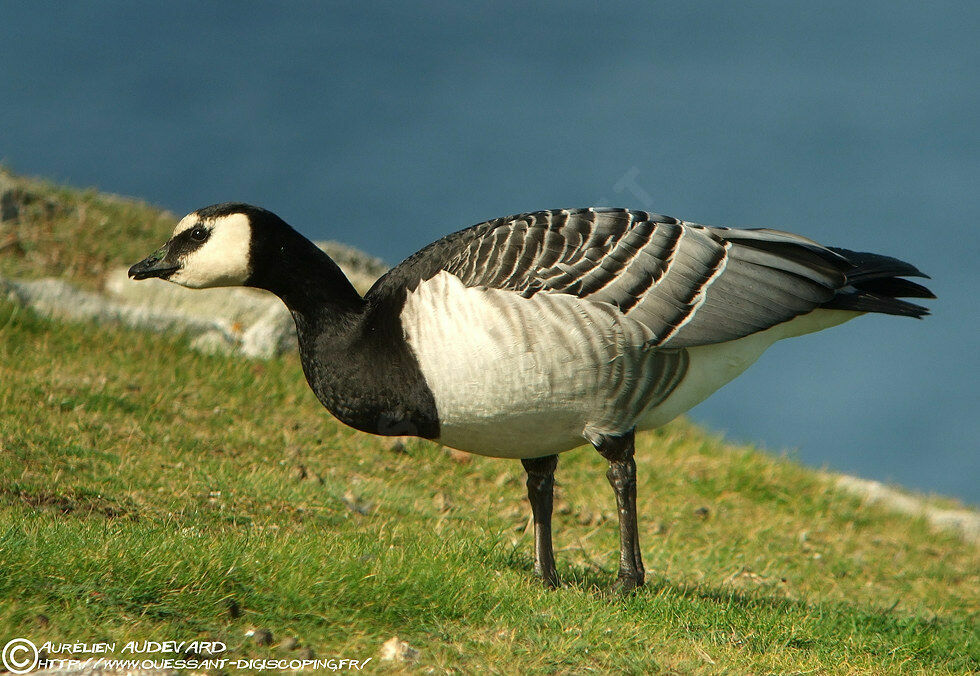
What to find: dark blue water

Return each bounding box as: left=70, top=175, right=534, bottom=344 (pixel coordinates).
left=2, top=2, right=977, bottom=502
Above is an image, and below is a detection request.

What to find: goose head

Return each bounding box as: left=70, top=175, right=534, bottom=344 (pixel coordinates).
left=128, top=202, right=285, bottom=289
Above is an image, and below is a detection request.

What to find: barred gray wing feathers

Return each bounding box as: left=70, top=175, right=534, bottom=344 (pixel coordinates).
left=432, top=208, right=850, bottom=347
left=371, top=207, right=930, bottom=348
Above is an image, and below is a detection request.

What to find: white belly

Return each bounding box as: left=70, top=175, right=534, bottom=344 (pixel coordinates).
left=401, top=270, right=859, bottom=458
left=639, top=309, right=859, bottom=429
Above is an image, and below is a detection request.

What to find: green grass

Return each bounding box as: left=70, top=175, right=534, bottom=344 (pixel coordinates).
left=0, top=167, right=174, bottom=288
left=1, top=301, right=977, bottom=674
left=1, top=169, right=978, bottom=672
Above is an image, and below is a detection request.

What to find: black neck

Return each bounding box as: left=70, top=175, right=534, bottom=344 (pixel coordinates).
left=241, top=214, right=439, bottom=440
left=246, top=222, right=365, bottom=323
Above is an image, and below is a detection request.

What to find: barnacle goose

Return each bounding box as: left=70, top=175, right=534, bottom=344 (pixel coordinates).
left=129, top=204, right=934, bottom=592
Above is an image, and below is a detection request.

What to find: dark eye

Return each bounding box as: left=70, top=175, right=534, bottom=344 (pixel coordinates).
left=190, top=226, right=208, bottom=242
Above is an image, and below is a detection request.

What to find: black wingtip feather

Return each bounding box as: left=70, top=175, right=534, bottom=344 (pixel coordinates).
left=823, top=292, right=932, bottom=318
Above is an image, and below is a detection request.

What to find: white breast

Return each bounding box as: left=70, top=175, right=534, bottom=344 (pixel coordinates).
left=401, top=272, right=668, bottom=457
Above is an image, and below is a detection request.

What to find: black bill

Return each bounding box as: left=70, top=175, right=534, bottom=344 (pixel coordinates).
left=128, top=244, right=179, bottom=280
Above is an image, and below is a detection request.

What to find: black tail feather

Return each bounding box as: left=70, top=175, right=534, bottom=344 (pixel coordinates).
left=822, top=247, right=934, bottom=319
left=824, top=292, right=931, bottom=318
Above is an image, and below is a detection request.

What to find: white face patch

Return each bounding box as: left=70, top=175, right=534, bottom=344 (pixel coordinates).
left=167, top=212, right=253, bottom=288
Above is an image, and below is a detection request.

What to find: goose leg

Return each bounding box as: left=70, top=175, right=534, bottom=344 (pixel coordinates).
left=521, top=454, right=559, bottom=588
left=590, top=429, right=645, bottom=593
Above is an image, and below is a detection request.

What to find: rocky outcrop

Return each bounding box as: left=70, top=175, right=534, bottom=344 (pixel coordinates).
left=0, top=242, right=386, bottom=359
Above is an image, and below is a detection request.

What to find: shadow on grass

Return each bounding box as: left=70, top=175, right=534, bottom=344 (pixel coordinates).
left=490, top=547, right=968, bottom=668
left=0, top=483, right=140, bottom=520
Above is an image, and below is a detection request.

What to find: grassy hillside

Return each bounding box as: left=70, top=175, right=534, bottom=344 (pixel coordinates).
left=2, top=300, right=978, bottom=674
left=0, top=168, right=175, bottom=289
left=0, top=170, right=978, bottom=673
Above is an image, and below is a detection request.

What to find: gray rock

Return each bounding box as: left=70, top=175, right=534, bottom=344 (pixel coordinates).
left=96, top=238, right=388, bottom=358
left=2, top=274, right=233, bottom=339
left=834, top=474, right=980, bottom=543
left=190, top=330, right=237, bottom=355
left=103, top=268, right=283, bottom=334
left=240, top=301, right=295, bottom=359
left=0, top=234, right=388, bottom=360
